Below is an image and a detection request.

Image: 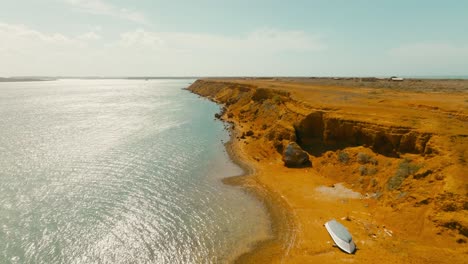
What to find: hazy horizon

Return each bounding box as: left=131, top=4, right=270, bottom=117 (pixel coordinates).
left=3, top=75, right=468, bottom=80
left=1, top=1, right=467, bottom=77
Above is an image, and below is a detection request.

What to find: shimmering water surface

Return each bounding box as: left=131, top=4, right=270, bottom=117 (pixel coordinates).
left=0, top=79, right=270, bottom=263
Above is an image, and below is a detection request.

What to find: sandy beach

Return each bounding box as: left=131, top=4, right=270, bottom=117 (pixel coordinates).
left=188, top=78, right=468, bottom=263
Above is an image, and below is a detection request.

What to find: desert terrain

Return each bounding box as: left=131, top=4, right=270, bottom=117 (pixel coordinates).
left=188, top=77, right=468, bottom=263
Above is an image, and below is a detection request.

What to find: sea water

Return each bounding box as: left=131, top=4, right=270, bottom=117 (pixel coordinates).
left=0, top=79, right=270, bottom=263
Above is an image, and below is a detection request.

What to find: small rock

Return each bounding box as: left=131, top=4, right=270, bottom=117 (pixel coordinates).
left=413, top=169, right=433, bottom=179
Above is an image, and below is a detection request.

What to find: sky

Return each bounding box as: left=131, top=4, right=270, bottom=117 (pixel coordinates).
left=0, top=0, right=467, bottom=77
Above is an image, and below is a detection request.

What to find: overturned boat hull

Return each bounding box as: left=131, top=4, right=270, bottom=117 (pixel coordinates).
left=325, top=219, right=356, bottom=254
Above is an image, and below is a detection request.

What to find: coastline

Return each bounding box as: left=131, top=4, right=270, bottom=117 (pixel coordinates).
left=189, top=88, right=296, bottom=263
left=222, top=126, right=296, bottom=264
left=187, top=78, right=467, bottom=263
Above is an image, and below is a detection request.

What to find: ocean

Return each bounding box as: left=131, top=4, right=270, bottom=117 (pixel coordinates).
left=0, top=79, right=270, bottom=263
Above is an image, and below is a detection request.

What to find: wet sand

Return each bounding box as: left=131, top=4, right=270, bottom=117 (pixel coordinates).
left=222, top=129, right=296, bottom=264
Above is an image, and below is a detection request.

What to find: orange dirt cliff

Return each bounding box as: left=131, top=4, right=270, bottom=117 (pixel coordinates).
left=187, top=78, right=467, bottom=264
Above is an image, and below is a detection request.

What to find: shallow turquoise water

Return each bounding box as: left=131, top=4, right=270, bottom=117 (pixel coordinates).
left=0, top=79, right=270, bottom=263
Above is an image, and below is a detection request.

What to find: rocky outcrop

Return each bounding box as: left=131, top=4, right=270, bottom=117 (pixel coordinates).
left=188, top=79, right=435, bottom=157
left=295, top=113, right=434, bottom=157
left=265, top=122, right=296, bottom=153
left=282, top=142, right=311, bottom=168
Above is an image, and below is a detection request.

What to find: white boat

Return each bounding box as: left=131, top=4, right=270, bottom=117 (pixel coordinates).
left=325, top=219, right=356, bottom=254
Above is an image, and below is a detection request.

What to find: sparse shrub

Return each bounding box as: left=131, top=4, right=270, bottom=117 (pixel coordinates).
left=367, top=166, right=378, bottom=175
left=387, top=177, right=403, bottom=191
left=358, top=165, right=377, bottom=176
left=357, top=152, right=371, bottom=164
left=338, top=151, right=350, bottom=164
left=396, top=159, right=421, bottom=177
left=387, top=159, right=421, bottom=190
left=272, top=95, right=283, bottom=104
left=252, top=88, right=272, bottom=102
left=359, top=165, right=368, bottom=176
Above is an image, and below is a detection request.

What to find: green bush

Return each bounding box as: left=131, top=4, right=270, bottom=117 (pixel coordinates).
left=357, top=152, right=371, bottom=164
left=387, top=159, right=421, bottom=190
left=359, top=165, right=367, bottom=175
left=272, top=95, right=283, bottom=104
left=252, top=88, right=271, bottom=102
left=359, top=165, right=378, bottom=176
left=338, top=151, right=350, bottom=164
left=396, top=159, right=421, bottom=177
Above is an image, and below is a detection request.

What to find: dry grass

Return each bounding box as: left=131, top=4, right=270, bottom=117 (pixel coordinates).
left=277, top=77, right=468, bottom=93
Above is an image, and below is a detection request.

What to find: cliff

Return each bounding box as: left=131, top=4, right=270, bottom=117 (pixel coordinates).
left=188, top=78, right=467, bottom=263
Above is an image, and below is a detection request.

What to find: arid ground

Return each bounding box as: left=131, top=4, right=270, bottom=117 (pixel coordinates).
left=188, top=77, right=467, bottom=263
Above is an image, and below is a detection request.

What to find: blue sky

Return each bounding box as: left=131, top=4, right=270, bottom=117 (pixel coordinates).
left=0, top=0, right=467, bottom=76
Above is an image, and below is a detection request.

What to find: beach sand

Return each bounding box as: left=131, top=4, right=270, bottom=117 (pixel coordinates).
left=188, top=78, right=467, bottom=263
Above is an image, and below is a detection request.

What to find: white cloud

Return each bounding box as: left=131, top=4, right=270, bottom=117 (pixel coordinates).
left=78, top=31, right=101, bottom=41
left=0, top=22, right=325, bottom=76
left=0, top=23, right=72, bottom=44
left=119, top=30, right=164, bottom=48
left=63, top=0, right=148, bottom=24
left=115, top=28, right=324, bottom=53
left=245, top=29, right=324, bottom=52
left=0, top=23, right=100, bottom=49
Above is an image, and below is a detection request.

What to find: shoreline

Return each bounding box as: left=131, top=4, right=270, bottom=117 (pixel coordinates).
left=189, top=87, right=297, bottom=263
left=222, top=126, right=296, bottom=263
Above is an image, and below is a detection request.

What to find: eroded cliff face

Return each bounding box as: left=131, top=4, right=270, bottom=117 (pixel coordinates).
left=295, top=113, right=435, bottom=157
left=189, top=80, right=437, bottom=157
left=188, top=79, right=467, bottom=243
